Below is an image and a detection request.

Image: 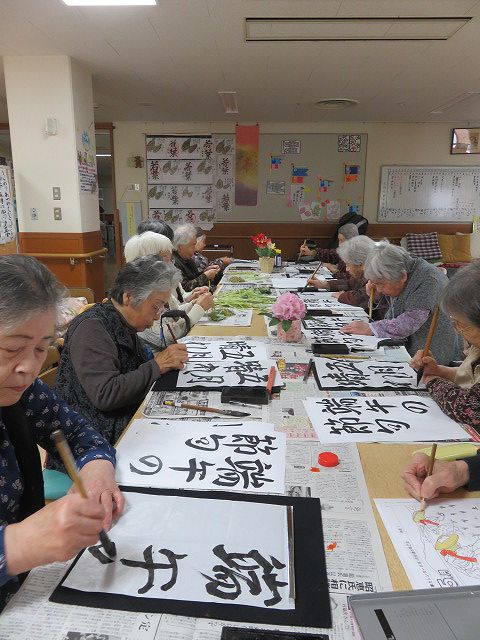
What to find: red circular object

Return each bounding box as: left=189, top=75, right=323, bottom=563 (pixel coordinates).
left=318, top=452, right=339, bottom=467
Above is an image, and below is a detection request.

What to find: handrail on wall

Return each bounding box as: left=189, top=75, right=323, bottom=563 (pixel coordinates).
left=23, top=247, right=108, bottom=265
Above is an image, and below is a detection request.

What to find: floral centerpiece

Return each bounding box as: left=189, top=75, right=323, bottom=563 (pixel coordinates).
left=262, top=292, right=307, bottom=342
left=250, top=233, right=277, bottom=272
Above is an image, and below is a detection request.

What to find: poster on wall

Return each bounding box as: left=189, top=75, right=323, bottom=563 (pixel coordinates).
left=282, top=140, right=301, bottom=154
left=0, top=166, right=15, bottom=244
left=77, top=130, right=98, bottom=194
left=235, top=124, right=259, bottom=206
left=213, top=135, right=235, bottom=218
left=146, top=135, right=216, bottom=229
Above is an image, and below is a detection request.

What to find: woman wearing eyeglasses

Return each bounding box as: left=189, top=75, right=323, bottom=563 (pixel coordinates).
left=410, top=262, right=480, bottom=428
left=48, top=256, right=188, bottom=472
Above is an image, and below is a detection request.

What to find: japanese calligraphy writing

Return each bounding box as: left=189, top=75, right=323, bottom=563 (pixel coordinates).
left=314, top=358, right=418, bottom=389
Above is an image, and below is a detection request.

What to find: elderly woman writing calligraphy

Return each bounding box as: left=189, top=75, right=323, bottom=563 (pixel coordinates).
left=307, top=236, right=387, bottom=319
left=49, top=257, right=188, bottom=473
left=407, top=262, right=480, bottom=429
left=342, top=243, right=461, bottom=364
left=172, top=223, right=221, bottom=292
left=302, top=223, right=359, bottom=282
left=124, top=231, right=213, bottom=348
left=0, top=255, right=124, bottom=609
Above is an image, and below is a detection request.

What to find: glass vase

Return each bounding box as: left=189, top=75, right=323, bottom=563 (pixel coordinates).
left=277, top=319, right=302, bottom=343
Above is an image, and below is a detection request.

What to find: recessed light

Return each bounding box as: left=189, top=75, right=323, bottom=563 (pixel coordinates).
left=62, top=1, right=156, bottom=6
left=314, top=99, right=358, bottom=110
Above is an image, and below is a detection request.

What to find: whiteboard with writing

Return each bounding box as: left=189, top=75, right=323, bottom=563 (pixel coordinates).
left=378, top=166, right=480, bottom=222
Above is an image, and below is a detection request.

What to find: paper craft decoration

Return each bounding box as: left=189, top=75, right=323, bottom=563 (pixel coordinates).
left=266, top=180, right=286, bottom=194
left=302, top=328, right=381, bottom=351
left=179, top=338, right=268, bottom=362
left=344, top=165, right=360, bottom=183
left=313, top=359, right=422, bottom=390
left=270, top=156, right=282, bottom=171
left=52, top=488, right=331, bottom=629
left=115, top=420, right=286, bottom=493
left=375, top=498, right=480, bottom=589
left=281, top=140, right=301, bottom=154
left=304, top=396, right=468, bottom=443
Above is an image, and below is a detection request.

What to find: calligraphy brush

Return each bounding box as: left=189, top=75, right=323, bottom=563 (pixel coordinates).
left=162, top=400, right=250, bottom=417
left=300, top=261, right=322, bottom=294
left=414, top=443, right=438, bottom=519
left=165, top=322, right=177, bottom=344
left=368, top=287, right=374, bottom=320
left=416, top=306, right=440, bottom=386
left=51, top=429, right=117, bottom=559
left=303, top=358, right=313, bottom=382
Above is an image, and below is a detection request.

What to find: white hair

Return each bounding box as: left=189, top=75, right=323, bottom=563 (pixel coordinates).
left=364, top=242, right=414, bottom=282
left=337, top=236, right=377, bottom=266
left=124, top=231, right=172, bottom=263
left=173, top=224, right=197, bottom=249
left=338, top=223, right=359, bottom=240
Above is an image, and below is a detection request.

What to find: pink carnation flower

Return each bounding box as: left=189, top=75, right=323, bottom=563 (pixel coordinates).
left=271, top=292, right=306, bottom=321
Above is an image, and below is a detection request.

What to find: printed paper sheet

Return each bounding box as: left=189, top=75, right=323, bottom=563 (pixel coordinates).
left=375, top=498, right=480, bottom=589
left=314, top=358, right=422, bottom=390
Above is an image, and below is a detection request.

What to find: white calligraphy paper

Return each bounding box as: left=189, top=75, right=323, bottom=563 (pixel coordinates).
left=304, top=395, right=468, bottom=443
left=176, top=359, right=282, bottom=389
left=314, top=358, right=421, bottom=389
left=299, top=293, right=367, bottom=315
left=115, top=420, right=286, bottom=493
left=375, top=498, right=480, bottom=589
left=303, top=316, right=366, bottom=329
left=303, top=328, right=381, bottom=351
left=198, top=309, right=253, bottom=327
left=63, top=492, right=291, bottom=609
left=179, top=338, right=268, bottom=362
left=271, top=277, right=309, bottom=290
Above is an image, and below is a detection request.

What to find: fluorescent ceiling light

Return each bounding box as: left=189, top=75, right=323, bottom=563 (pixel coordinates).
left=218, top=92, right=239, bottom=114
left=245, top=17, right=470, bottom=41
left=430, top=91, right=480, bottom=114
left=62, top=1, right=156, bottom=6
left=96, top=153, right=112, bottom=157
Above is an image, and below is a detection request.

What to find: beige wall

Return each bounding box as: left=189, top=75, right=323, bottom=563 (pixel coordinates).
left=114, top=121, right=480, bottom=224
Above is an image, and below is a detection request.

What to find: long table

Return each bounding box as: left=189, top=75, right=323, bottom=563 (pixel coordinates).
left=192, top=309, right=480, bottom=592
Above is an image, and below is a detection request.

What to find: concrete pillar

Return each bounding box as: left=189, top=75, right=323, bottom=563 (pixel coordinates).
left=4, top=55, right=105, bottom=299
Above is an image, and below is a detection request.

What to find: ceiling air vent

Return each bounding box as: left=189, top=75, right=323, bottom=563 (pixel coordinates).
left=314, top=99, right=358, bottom=110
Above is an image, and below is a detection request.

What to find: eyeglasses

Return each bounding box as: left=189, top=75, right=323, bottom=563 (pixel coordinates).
left=151, top=301, right=167, bottom=316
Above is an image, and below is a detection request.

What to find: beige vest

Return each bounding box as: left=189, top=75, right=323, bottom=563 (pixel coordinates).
left=454, top=345, right=480, bottom=389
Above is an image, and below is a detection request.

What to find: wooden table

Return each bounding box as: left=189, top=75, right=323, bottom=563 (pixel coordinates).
left=140, top=310, right=480, bottom=593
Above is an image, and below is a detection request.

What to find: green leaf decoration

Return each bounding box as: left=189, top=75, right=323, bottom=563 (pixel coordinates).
left=282, top=320, right=292, bottom=332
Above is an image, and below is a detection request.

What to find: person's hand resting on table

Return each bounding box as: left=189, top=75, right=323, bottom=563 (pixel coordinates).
left=341, top=321, right=373, bottom=336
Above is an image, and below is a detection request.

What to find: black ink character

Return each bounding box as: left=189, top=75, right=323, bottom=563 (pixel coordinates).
left=374, top=419, right=410, bottom=434
left=363, top=399, right=396, bottom=414
left=120, top=545, right=187, bottom=594
left=213, top=457, right=274, bottom=489
left=402, top=400, right=429, bottom=414
left=88, top=543, right=115, bottom=564
left=201, top=545, right=287, bottom=606
left=129, top=455, right=163, bottom=475
left=316, top=398, right=361, bottom=415
left=225, top=434, right=277, bottom=456
left=185, top=434, right=225, bottom=452
left=325, top=417, right=374, bottom=435
left=170, top=458, right=215, bottom=481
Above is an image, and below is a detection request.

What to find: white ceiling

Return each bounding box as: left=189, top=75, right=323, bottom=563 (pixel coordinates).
left=2, top=0, right=480, bottom=122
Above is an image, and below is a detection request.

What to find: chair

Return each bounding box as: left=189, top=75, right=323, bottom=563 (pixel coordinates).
left=68, top=287, right=95, bottom=304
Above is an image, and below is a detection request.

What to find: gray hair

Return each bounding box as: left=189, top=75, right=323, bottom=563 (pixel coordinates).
left=124, top=231, right=173, bottom=263
left=337, top=236, right=376, bottom=266
left=338, top=223, right=359, bottom=240
left=441, top=262, right=480, bottom=327
left=364, top=243, right=414, bottom=282
left=173, top=223, right=196, bottom=249
left=0, top=255, right=65, bottom=330
left=110, top=255, right=181, bottom=306
left=137, top=218, right=174, bottom=241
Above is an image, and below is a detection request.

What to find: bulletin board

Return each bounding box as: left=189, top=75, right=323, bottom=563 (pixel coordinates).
left=378, top=165, right=480, bottom=222
left=217, top=133, right=367, bottom=223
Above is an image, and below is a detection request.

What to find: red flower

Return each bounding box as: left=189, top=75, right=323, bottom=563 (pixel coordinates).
left=250, top=233, right=270, bottom=247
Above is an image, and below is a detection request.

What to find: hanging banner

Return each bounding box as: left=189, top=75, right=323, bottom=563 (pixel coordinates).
left=235, top=124, right=259, bottom=206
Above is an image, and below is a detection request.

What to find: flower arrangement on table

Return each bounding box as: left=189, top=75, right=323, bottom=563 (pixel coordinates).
left=250, top=233, right=277, bottom=258
left=261, top=292, right=308, bottom=338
